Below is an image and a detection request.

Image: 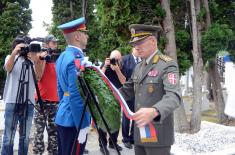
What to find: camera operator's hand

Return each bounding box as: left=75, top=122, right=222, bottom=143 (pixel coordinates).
left=101, top=58, right=110, bottom=73
left=5, top=43, right=26, bottom=72
left=104, top=58, right=110, bottom=68
left=33, top=51, right=47, bottom=81
left=110, top=64, right=120, bottom=72
left=38, top=51, right=48, bottom=61
left=12, top=43, right=25, bottom=56
left=28, top=52, right=41, bottom=62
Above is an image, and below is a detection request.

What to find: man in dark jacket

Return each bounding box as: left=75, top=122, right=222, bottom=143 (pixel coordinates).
left=121, top=48, right=141, bottom=149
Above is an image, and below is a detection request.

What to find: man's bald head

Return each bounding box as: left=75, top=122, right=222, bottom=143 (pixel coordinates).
left=110, top=50, right=122, bottom=60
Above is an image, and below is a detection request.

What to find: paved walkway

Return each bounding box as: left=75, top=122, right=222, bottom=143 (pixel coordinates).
left=1, top=127, right=134, bottom=155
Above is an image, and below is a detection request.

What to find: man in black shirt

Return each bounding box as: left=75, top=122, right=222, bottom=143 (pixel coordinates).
left=99, top=50, right=126, bottom=155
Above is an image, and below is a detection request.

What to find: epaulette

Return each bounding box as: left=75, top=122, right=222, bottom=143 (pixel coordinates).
left=159, top=54, right=172, bottom=62
left=152, top=54, right=160, bottom=64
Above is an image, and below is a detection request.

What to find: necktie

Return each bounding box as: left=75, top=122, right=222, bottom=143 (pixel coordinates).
left=135, top=57, right=140, bottom=64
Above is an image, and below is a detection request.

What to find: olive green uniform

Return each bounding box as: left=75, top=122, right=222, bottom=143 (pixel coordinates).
left=120, top=52, right=182, bottom=155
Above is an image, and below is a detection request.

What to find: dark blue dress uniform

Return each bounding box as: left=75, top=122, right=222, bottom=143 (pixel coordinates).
left=56, top=17, right=90, bottom=155
left=56, top=46, right=90, bottom=128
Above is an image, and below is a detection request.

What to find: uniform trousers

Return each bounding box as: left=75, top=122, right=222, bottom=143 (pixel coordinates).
left=57, top=125, right=87, bottom=155
left=134, top=145, right=171, bottom=155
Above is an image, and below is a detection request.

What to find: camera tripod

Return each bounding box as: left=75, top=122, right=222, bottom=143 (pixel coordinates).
left=8, top=56, right=46, bottom=155
left=70, top=72, right=121, bottom=155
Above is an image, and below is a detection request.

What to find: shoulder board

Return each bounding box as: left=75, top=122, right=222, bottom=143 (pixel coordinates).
left=152, top=54, right=160, bottom=64
left=159, top=54, right=173, bottom=62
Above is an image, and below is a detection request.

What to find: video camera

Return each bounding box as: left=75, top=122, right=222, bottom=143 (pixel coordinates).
left=40, top=48, right=61, bottom=62
left=14, top=36, right=61, bottom=62
left=13, top=36, right=41, bottom=57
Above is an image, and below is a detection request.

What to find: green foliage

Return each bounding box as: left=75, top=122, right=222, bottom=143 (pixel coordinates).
left=171, top=0, right=189, bottom=28
left=176, top=30, right=191, bottom=51
left=177, top=50, right=192, bottom=75
left=79, top=67, right=121, bottom=133
left=0, top=0, right=31, bottom=82
left=210, top=0, right=235, bottom=31
left=86, top=0, right=166, bottom=62
left=171, top=0, right=192, bottom=74
left=154, top=4, right=166, bottom=19
left=197, top=7, right=206, bottom=23
left=90, top=0, right=139, bottom=60
left=209, top=0, right=235, bottom=61
left=50, top=0, right=83, bottom=50
left=51, top=0, right=235, bottom=76
left=175, top=30, right=192, bottom=74
left=202, top=23, right=234, bottom=62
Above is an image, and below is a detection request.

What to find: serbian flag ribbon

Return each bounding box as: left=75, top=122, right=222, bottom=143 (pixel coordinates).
left=139, top=123, right=158, bottom=143
left=91, top=66, right=158, bottom=143
left=91, top=66, right=134, bottom=119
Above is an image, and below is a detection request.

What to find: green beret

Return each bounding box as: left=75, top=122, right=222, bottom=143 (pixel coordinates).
left=129, top=24, right=162, bottom=44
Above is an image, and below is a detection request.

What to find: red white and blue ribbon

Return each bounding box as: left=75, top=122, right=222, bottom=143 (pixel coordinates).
left=74, top=60, right=158, bottom=143
left=139, top=123, right=158, bottom=143
left=91, top=66, right=158, bottom=143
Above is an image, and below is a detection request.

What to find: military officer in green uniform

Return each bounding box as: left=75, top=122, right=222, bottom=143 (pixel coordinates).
left=119, top=24, right=182, bottom=155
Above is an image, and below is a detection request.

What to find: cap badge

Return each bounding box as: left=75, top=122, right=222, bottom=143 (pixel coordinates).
left=131, top=28, right=135, bottom=35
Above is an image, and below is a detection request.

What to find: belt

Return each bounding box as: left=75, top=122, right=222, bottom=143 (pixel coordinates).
left=64, top=92, right=70, bottom=96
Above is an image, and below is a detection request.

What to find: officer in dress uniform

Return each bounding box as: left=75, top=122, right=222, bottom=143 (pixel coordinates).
left=119, top=24, right=182, bottom=155
left=56, top=17, right=90, bottom=155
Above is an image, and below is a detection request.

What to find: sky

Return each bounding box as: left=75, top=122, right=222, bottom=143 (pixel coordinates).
left=28, top=0, right=53, bottom=38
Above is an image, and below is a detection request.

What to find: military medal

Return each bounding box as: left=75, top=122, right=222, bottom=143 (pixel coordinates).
left=148, top=69, right=158, bottom=77
left=148, top=84, right=154, bottom=93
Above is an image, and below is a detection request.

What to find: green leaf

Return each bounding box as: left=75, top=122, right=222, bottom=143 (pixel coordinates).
left=77, top=68, right=121, bottom=133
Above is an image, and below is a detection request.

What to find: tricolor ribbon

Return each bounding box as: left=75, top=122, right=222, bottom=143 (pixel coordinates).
left=74, top=59, right=158, bottom=143
left=139, top=123, right=158, bottom=143
left=91, top=66, right=158, bottom=143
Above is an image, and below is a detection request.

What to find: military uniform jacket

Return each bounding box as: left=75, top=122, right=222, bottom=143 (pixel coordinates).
left=120, top=53, right=182, bottom=147
left=55, top=46, right=90, bottom=128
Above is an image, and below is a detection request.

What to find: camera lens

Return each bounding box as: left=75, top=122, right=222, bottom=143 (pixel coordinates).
left=110, top=58, right=117, bottom=65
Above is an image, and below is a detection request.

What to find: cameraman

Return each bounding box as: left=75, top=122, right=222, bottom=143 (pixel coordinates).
left=1, top=36, right=40, bottom=155
left=32, top=35, right=59, bottom=155
left=99, top=50, right=125, bottom=155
